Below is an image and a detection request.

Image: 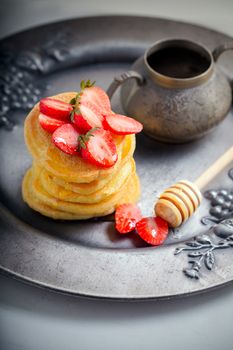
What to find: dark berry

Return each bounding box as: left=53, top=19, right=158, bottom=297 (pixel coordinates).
left=210, top=206, right=222, bottom=218
left=226, top=194, right=233, bottom=202
left=221, top=209, right=229, bottom=217
left=211, top=195, right=225, bottom=206
left=219, top=189, right=229, bottom=198
left=204, top=190, right=218, bottom=200
left=222, top=201, right=231, bottom=209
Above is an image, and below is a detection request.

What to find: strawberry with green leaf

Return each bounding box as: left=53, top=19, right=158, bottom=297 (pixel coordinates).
left=73, top=102, right=104, bottom=133
left=79, top=83, right=111, bottom=117
left=80, top=128, right=118, bottom=168
left=38, top=79, right=143, bottom=168
left=71, top=80, right=110, bottom=133
left=52, top=125, right=118, bottom=168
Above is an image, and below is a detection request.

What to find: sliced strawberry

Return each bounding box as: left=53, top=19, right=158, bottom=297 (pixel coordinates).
left=136, top=217, right=169, bottom=246
left=39, top=113, right=66, bottom=133
left=52, top=123, right=79, bottom=155
left=81, top=128, right=117, bottom=168
left=80, top=86, right=111, bottom=117
left=39, top=98, right=73, bottom=120
left=115, top=203, right=142, bottom=234
left=103, top=114, right=143, bottom=135
left=73, top=102, right=104, bottom=133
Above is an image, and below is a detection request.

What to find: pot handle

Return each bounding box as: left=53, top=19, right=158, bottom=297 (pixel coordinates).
left=212, top=42, right=233, bottom=61
left=107, top=70, right=144, bottom=99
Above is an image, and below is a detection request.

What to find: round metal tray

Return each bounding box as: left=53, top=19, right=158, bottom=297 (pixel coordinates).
left=0, top=15, right=233, bottom=300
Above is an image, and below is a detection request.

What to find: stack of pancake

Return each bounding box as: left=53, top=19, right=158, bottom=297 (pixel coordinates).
left=22, top=92, right=140, bottom=220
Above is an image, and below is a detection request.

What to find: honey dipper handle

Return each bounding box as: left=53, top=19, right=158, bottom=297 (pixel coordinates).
left=194, top=146, right=233, bottom=190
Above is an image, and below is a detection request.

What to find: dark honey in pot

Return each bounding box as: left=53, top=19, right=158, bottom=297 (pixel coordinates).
left=147, top=46, right=211, bottom=79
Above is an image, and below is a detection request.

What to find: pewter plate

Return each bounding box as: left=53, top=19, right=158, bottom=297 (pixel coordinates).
left=0, top=16, right=233, bottom=300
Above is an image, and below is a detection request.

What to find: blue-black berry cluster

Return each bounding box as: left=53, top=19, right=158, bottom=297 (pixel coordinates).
left=0, top=53, right=44, bottom=129
left=204, top=189, right=233, bottom=219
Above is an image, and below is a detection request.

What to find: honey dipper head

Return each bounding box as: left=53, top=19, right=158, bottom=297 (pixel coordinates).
left=154, top=180, right=202, bottom=228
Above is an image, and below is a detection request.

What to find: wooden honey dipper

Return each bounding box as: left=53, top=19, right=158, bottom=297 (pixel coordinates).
left=155, top=146, right=233, bottom=228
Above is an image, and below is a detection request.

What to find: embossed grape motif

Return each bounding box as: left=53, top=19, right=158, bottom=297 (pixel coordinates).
left=0, top=30, right=70, bottom=129
left=175, top=168, right=233, bottom=279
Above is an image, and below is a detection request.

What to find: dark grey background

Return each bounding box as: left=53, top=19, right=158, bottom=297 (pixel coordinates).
left=1, top=0, right=233, bottom=349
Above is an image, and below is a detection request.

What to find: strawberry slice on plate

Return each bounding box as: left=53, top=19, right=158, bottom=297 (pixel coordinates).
left=104, top=114, right=143, bottom=135
left=115, top=203, right=142, bottom=234
left=39, top=98, right=73, bottom=120
left=136, top=217, right=169, bottom=246
left=52, top=123, right=79, bottom=155
left=39, top=113, right=67, bottom=133
left=81, top=128, right=118, bottom=168
left=73, top=102, right=104, bottom=133
left=80, top=86, right=111, bottom=117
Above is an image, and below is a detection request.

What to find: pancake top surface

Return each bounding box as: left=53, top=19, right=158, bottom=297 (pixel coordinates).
left=24, top=92, right=135, bottom=183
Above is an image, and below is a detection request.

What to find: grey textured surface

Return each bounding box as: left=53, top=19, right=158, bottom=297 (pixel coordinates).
left=1, top=1, right=233, bottom=350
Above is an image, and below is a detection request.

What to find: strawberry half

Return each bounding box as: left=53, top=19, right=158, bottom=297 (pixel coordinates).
left=136, top=217, right=169, bottom=246
left=80, top=86, right=111, bottom=117
left=39, top=113, right=67, bottom=133
left=103, top=114, right=143, bottom=135
left=73, top=102, right=104, bottom=133
left=52, top=123, right=79, bottom=155
left=39, top=98, right=73, bottom=120
left=81, top=128, right=118, bottom=168
left=115, top=203, right=142, bottom=234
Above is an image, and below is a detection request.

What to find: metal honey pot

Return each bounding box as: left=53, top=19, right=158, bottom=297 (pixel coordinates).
left=107, top=39, right=233, bottom=143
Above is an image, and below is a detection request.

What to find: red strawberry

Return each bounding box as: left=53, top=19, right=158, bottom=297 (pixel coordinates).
left=52, top=123, right=79, bottom=155
left=39, top=113, right=66, bottom=133
left=73, top=102, right=104, bottom=133
left=39, top=98, right=73, bottom=120
left=115, top=203, right=142, bottom=234
left=136, top=217, right=169, bottom=246
left=81, top=128, right=118, bottom=168
left=80, top=86, right=111, bottom=117
left=103, top=114, right=143, bottom=135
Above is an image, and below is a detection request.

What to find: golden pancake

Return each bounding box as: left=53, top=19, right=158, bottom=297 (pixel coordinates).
left=50, top=136, right=135, bottom=195
left=22, top=168, right=140, bottom=220
left=36, top=158, right=135, bottom=203
left=29, top=168, right=134, bottom=214
left=40, top=133, right=133, bottom=184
